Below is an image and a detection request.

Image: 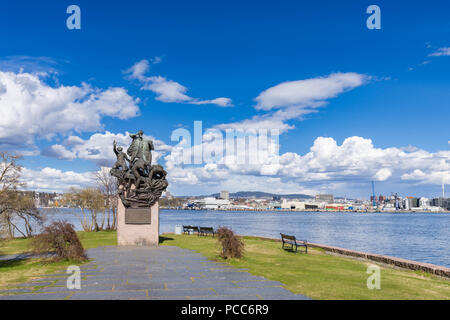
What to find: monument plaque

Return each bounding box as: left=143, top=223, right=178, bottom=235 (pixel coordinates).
left=125, top=208, right=151, bottom=224
left=110, top=130, right=168, bottom=246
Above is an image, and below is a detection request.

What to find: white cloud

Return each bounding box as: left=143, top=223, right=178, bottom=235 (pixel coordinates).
left=428, top=47, right=450, bottom=57
left=216, top=106, right=309, bottom=133
left=255, top=72, right=369, bottom=111
left=63, top=135, right=85, bottom=146
left=401, top=168, right=450, bottom=185
left=0, top=71, right=140, bottom=148
left=26, top=132, right=450, bottom=197
left=20, top=166, right=124, bottom=193
left=43, top=131, right=172, bottom=167
left=374, top=168, right=392, bottom=181
left=216, top=73, right=369, bottom=133
left=21, top=167, right=94, bottom=192
left=142, top=76, right=192, bottom=103
left=0, top=56, right=61, bottom=75
left=125, top=59, right=233, bottom=107
left=191, top=97, right=233, bottom=107
left=125, top=59, right=150, bottom=81
left=41, top=144, right=76, bottom=160
left=164, top=134, right=450, bottom=196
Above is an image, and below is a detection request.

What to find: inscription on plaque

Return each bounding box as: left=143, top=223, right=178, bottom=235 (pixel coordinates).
left=125, top=208, right=151, bottom=224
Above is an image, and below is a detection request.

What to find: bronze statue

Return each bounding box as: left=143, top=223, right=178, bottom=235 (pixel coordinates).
left=110, top=130, right=168, bottom=208
left=127, top=130, right=154, bottom=190
left=112, top=140, right=130, bottom=171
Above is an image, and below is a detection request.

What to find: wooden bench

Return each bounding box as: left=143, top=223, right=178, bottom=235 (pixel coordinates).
left=199, top=227, right=215, bottom=237
left=183, top=225, right=200, bottom=235
left=280, top=233, right=308, bottom=253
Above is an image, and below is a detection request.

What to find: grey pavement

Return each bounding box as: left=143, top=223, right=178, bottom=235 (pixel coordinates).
left=0, top=252, right=55, bottom=261
left=0, top=245, right=309, bottom=300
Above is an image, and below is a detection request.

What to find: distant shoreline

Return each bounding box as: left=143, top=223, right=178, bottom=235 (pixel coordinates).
left=159, top=207, right=450, bottom=213
left=37, top=206, right=450, bottom=214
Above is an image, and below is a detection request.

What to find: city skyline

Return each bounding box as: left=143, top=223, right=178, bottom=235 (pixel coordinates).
left=0, top=0, right=449, bottom=198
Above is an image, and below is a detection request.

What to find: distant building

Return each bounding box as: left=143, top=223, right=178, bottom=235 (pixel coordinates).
left=281, top=199, right=319, bottom=210
left=370, top=196, right=377, bottom=205
left=34, top=192, right=41, bottom=207
left=269, top=201, right=282, bottom=209
left=315, top=194, right=334, bottom=203
left=190, top=197, right=231, bottom=209
left=164, top=191, right=174, bottom=200
left=419, top=197, right=430, bottom=208
left=282, top=199, right=306, bottom=210
left=431, top=197, right=450, bottom=210
left=219, top=190, right=229, bottom=200
left=408, top=197, right=420, bottom=208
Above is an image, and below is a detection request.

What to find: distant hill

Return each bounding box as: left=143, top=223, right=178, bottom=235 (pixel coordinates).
left=204, top=191, right=314, bottom=199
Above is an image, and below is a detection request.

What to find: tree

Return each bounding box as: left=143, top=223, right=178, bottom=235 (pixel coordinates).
left=67, top=187, right=105, bottom=232
left=0, top=152, right=23, bottom=192
left=1, top=191, right=44, bottom=237
left=0, top=152, right=43, bottom=238
left=159, top=196, right=183, bottom=208
left=94, top=167, right=118, bottom=230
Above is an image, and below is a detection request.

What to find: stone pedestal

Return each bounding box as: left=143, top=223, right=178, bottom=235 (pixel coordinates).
left=117, top=199, right=159, bottom=246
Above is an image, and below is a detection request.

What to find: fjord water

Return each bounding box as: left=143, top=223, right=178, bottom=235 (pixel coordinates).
left=32, top=209, right=450, bottom=268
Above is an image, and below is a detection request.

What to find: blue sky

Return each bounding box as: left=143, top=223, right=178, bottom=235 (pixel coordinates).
left=0, top=0, right=449, bottom=198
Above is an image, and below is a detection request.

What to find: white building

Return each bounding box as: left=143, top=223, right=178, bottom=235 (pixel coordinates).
left=281, top=200, right=305, bottom=210
left=419, top=197, right=430, bottom=208
left=192, top=197, right=231, bottom=209
left=404, top=199, right=410, bottom=210
left=281, top=199, right=320, bottom=210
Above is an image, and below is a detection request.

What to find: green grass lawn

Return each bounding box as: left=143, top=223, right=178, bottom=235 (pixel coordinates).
left=0, top=231, right=117, bottom=289
left=1, top=231, right=449, bottom=299
left=159, top=234, right=450, bottom=300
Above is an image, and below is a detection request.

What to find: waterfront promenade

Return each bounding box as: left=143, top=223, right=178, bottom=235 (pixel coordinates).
left=0, top=245, right=309, bottom=300
left=13, top=208, right=450, bottom=268
left=1, top=232, right=449, bottom=299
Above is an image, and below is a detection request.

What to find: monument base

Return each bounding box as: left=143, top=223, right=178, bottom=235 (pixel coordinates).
left=117, top=200, right=159, bottom=246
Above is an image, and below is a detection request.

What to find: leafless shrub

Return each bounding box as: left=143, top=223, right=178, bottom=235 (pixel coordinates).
left=32, top=220, right=87, bottom=261
left=217, top=227, right=244, bottom=259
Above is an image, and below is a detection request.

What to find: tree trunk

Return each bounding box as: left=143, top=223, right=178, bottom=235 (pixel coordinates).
left=112, top=207, right=117, bottom=230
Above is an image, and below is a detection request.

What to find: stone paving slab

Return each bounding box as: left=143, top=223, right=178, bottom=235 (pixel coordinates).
left=31, top=277, right=69, bottom=282
left=212, top=286, right=294, bottom=296
left=0, top=292, right=70, bottom=300
left=257, top=293, right=312, bottom=300
left=114, top=283, right=166, bottom=290
left=233, top=280, right=284, bottom=288
left=193, top=294, right=262, bottom=300
left=198, top=272, right=267, bottom=281
left=36, top=284, right=114, bottom=292
left=165, top=280, right=238, bottom=289
left=147, top=288, right=216, bottom=297
left=53, top=278, right=127, bottom=286
left=8, top=281, right=55, bottom=287
left=68, top=290, right=147, bottom=300
left=0, top=288, right=34, bottom=294
left=0, top=245, right=309, bottom=300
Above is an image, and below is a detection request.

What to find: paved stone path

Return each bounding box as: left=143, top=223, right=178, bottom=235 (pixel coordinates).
left=0, top=246, right=309, bottom=300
